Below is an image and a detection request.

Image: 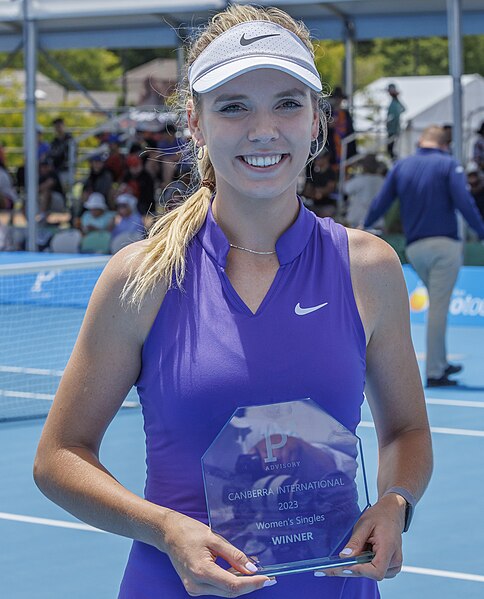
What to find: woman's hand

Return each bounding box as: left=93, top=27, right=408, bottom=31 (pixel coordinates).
left=162, top=510, right=276, bottom=597
left=314, top=493, right=406, bottom=580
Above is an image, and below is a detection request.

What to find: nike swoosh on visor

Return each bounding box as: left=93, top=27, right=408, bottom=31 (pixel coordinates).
left=240, top=33, right=281, bottom=46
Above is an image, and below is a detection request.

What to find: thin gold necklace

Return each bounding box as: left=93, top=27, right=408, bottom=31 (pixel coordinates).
left=229, top=243, right=276, bottom=255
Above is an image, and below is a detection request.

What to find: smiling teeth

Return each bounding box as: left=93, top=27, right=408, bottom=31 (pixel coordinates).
left=242, top=155, right=282, bottom=167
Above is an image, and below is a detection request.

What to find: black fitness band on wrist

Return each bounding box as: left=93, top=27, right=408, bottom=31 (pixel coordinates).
left=383, top=486, right=417, bottom=533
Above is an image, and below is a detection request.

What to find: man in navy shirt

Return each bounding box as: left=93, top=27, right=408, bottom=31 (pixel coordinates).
left=365, top=125, right=484, bottom=387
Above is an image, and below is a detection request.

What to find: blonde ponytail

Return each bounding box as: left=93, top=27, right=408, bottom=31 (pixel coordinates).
left=121, top=185, right=212, bottom=306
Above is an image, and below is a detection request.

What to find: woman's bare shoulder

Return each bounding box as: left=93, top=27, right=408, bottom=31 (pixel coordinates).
left=346, top=228, right=401, bottom=271
left=346, top=228, right=408, bottom=342
left=89, top=239, right=167, bottom=344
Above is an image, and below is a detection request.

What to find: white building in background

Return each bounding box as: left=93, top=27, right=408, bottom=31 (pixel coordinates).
left=1, top=69, right=66, bottom=103
left=353, top=74, right=484, bottom=162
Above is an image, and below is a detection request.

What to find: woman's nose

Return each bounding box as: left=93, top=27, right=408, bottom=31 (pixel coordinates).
left=247, top=114, right=279, bottom=144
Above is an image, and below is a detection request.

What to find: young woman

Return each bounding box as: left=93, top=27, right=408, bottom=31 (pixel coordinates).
left=34, top=6, right=432, bottom=598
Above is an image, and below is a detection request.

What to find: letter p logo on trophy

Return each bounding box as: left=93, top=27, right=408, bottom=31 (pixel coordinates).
left=201, top=399, right=374, bottom=577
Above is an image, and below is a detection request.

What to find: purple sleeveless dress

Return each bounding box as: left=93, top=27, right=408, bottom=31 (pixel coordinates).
left=118, top=201, right=380, bottom=598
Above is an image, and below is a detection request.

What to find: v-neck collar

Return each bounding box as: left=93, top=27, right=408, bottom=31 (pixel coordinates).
left=196, top=197, right=315, bottom=269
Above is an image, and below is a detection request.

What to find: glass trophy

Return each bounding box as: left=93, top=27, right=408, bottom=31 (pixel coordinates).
left=202, top=399, right=374, bottom=577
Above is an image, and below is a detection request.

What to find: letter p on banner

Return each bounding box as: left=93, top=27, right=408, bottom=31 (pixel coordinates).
left=264, top=432, right=288, bottom=463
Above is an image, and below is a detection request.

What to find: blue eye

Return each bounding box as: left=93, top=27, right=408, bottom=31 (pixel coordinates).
left=220, top=104, right=244, bottom=113
left=280, top=100, right=302, bottom=109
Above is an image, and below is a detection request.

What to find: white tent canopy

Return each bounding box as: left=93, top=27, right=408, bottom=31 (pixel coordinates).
left=0, top=0, right=483, bottom=50
left=353, top=75, right=484, bottom=160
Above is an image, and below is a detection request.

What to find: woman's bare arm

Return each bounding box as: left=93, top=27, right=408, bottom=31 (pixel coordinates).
left=348, top=229, right=432, bottom=501
left=319, top=229, right=432, bottom=581
left=34, top=242, right=169, bottom=544
left=33, top=242, right=270, bottom=597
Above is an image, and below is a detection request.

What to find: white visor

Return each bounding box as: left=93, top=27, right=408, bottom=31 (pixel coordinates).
left=188, top=21, right=322, bottom=94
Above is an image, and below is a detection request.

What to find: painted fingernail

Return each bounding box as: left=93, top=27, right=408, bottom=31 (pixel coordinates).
left=341, top=547, right=353, bottom=556
left=263, top=579, right=277, bottom=587
left=342, top=570, right=353, bottom=575
left=245, top=562, right=258, bottom=573
left=314, top=571, right=326, bottom=577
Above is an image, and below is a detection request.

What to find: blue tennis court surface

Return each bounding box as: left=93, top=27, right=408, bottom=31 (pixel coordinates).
left=1, top=253, right=483, bottom=597
left=1, top=322, right=483, bottom=598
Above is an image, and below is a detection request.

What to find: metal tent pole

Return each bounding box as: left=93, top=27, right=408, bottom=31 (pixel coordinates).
left=177, top=44, right=185, bottom=86
left=447, top=0, right=464, bottom=164
left=23, top=0, right=38, bottom=251
left=344, top=19, right=355, bottom=111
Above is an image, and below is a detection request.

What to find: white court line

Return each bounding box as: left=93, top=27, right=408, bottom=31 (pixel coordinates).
left=426, top=398, right=484, bottom=409
left=0, top=365, right=64, bottom=377
left=0, top=389, right=54, bottom=401
left=401, top=565, right=484, bottom=583
left=360, top=421, right=484, bottom=438
left=428, top=426, right=484, bottom=437
left=0, top=389, right=55, bottom=401
left=416, top=353, right=465, bottom=360
left=1, top=512, right=483, bottom=583
left=0, top=512, right=105, bottom=533
left=0, top=389, right=139, bottom=408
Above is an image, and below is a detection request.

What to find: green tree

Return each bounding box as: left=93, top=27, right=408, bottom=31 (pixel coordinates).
left=39, top=49, right=122, bottom=91
left=355, top=53, right=385, bottom=89
left=0, top=48, right=122, bottom=91
left=313, top=35, right=484, bottom=95
left=464, top=35, right=484, bottom=75
left=354, top=35, right=483, bottom=86
left=313, top=41, right=345, bottom=92
left=0, top=75, right=105, bottom=169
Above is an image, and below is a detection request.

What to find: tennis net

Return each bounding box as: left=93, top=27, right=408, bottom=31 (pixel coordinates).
left=0, top=255, right=139, bottom=422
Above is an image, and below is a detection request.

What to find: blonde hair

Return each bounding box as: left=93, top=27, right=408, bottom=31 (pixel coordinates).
left=123, top=4, right=323, bottom=306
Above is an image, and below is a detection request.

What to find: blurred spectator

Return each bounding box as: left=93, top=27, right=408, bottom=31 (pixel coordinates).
left=49, top=117, right=72, bottom=191
left=38, top=158, right=65, bottom=221
left=0, top=221, right=13, bottom=250
left=343, top=154, right=385, bottom=229
left=467, top=161, right=484, bottom=219
left=442, top=124, right=453, bottom=154
left=37, top=125, right=50, bottom=162
left=364, top=125, right=484, bottom=387
left=121, top=154, right=155, bottom=217
left=157, top=123, right=186, bottom=188
left=327, top=87, right=357, bottom=170
left=303, top=149, right=337, bottom=218
left=82, top=154, right=114, bottom=209
left=104, top=135, right=126, bottom=183
left=111, top=193, right=145, bottom=240
left=386, top=83, right=405, bottom=160
left=157, top=123, right=184, bottom=155
left=80, top=193, right=114, bottom=234
left=161, top=160, right=192, bottom=207
left=95, top=131, right=112, bottom=147
left=0, top=158, right=18, bottom=210
left=138, top=76, right=163, bottom=106
left=473, top=122, right=484, bottom=172
left=142, top=148, right=164, bottom=191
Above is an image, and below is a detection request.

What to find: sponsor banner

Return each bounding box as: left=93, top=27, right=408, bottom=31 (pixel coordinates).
left=404, top=265, right=484, bottom=327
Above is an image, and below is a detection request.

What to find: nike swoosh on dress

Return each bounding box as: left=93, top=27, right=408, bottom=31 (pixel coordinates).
left=239, top=33, right=281, bottom=46
left=294, top=302, right=329, bottom=316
